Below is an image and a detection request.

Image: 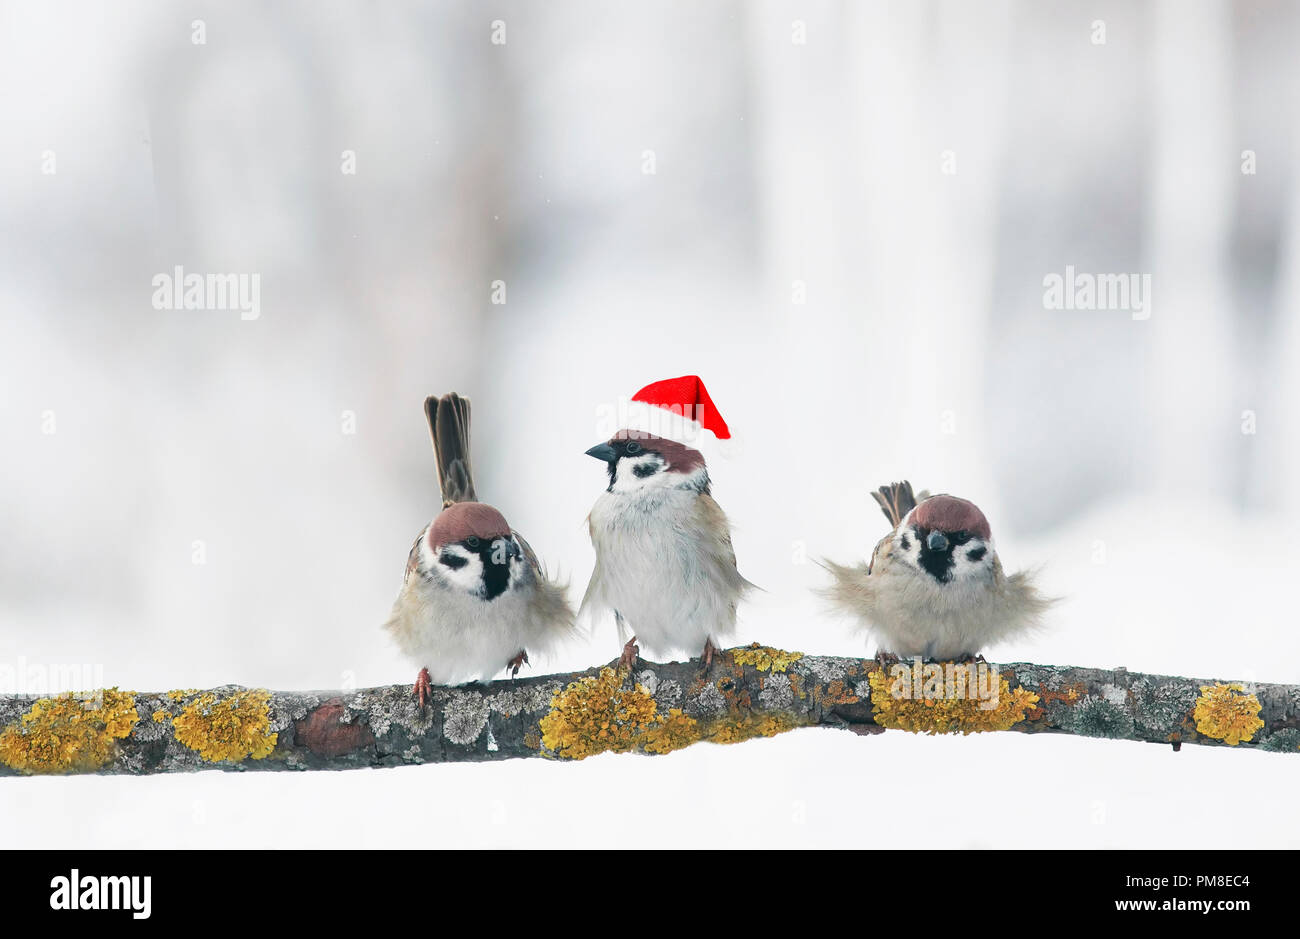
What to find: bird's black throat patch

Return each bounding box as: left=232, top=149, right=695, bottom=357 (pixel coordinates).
left=918, top=541, right=956, bottom=583
left=472, top=541, right=511, bottom=600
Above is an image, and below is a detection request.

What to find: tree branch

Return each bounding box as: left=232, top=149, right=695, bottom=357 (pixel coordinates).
left=1, top=646, right=1297, bottom=775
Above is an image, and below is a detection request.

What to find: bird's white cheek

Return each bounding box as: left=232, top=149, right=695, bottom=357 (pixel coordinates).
left=610, top=458, right=667, bottom=493
left=892, top=533, right=922, bottom=568
left=436, top=554, right=485, bottom=594
left=950, top=544, right=995, bottom=581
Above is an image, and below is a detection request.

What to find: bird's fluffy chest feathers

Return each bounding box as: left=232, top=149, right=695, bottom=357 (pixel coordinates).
left=385, top=575, right=534, bottom=685
left=868, top=548, right=1006, bottom=658
left=586, top=486, right=736, bottom=655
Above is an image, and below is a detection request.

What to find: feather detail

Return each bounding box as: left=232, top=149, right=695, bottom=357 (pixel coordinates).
left=819, top=558, right=877, bottom=617
left=425, top=392, right=476, bottom=505
left=996, top=566, right=1059, bottom=641
left=871, top=480, right=918, bottom=530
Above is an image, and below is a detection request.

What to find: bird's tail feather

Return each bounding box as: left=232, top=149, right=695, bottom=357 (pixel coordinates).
left=871, top=480, right=918, bottom=530
left=425, top=392, right=476, bottom=505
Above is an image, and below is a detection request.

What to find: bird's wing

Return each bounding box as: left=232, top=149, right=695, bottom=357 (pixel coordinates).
left=514, top=530, right=577, bottom=634
left=820, top=557, right=877, bottom=618
left=982, top=558, right=1059, bottom=645
left=425, top=392, right=476, bottom=505
left=576, top=513, right=607, bottom=625
left=866, top=530, right=894, bottom=575
left=514, top=529, right=545, bottom=578
left=693, top=492, right=758, bottom=594
left=870, top=480, right=918, bottom=531
left=403, top=526, right=427, bottom=583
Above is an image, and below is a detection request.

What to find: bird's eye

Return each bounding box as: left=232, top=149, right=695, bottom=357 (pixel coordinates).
left=440, top=551, right=468, bottom=570
left=625, top=441, right=642, bottom=455
left=950, top=530, right=971, bottom=545
left=466, top=536, right=480, bottom=549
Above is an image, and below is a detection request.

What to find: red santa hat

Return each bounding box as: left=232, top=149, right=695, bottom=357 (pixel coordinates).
left=604, top=375, right=731, bottom=446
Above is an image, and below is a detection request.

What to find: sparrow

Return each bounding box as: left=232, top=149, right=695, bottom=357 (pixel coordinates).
left=580, top=430, right=755, bottom=669
left=823, top=481, right=1052, bottom=660
left=383, top=393, right=574, bottom=705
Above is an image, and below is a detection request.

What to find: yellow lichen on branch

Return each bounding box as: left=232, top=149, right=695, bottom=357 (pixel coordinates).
left=0, top=689, right=138, bottom=774
left=539, top=668, right=660, bottom=759
left=641, top=708, right=701, bottom=754
left=1193, top=683, right=1264, bottom=746
left=729, top=644, right=804, bottom=673
left=866, top=666, right=1039, bottom=735
left=708, top=711, right=804, bottom=743
left=172, top=689, right=278, bottom=762
left=539, top=667, right=806, bottom=760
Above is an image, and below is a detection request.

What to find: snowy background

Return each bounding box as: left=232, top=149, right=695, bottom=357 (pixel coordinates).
left=2, top=0, right=1298, bottom=847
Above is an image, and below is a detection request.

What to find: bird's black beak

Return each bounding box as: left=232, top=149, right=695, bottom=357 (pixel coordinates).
left=585, top=442, right=617, bottom=463
left=927, top=531, right=949, bottom=552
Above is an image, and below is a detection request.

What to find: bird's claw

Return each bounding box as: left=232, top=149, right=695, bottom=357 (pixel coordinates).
left=413, top=667, right=433, bottom=709
left=508, top=649, right=529, bottom=679
left=701, top=638, right=718, bottom=672
left=873, top=650, right=900, bottom=669
left=618, top=637, right=640, bottom=671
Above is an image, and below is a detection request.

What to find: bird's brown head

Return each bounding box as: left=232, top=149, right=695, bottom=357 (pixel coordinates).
left=430, top=502, right=512, bottom=548
left=911, top=495, right=992, bottom=541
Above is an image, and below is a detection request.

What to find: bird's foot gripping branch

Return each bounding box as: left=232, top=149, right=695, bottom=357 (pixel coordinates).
left=1, top=646, right=1297, bottom=776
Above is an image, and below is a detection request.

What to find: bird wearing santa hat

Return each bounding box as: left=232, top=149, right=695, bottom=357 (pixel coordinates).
left=580, top=376, right=755, bottom=669
left=823, top=481, right=1053, bottom=660
left=384, top=393, right=575, bottom=705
